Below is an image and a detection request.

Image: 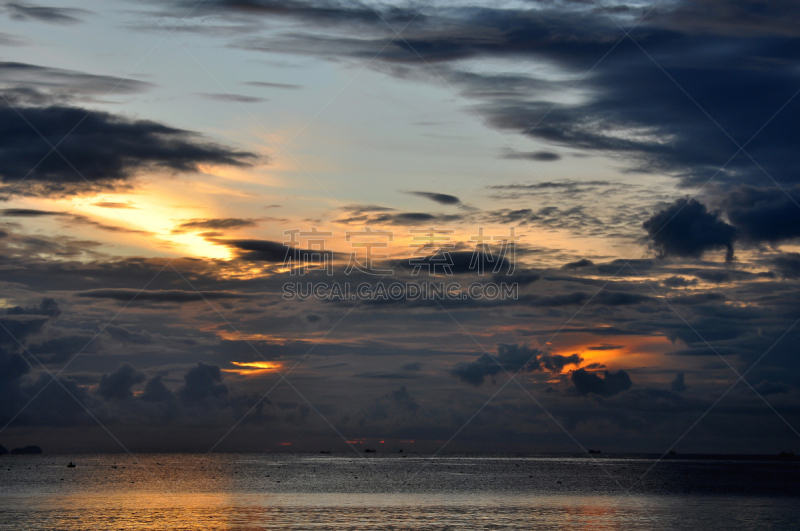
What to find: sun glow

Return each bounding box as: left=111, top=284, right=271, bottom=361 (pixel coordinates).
left=224, top=361, right=284, bottom=376
left=60, top=189, right=236, bottom=260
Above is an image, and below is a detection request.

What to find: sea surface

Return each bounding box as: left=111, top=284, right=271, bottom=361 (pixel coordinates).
left=1, top=453, right=799, bottom=529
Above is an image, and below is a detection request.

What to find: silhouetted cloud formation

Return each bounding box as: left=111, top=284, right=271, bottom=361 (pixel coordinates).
left=97, top=363, right=146, bottom=401
left=407, top=191, right=461, bottom=205
left=721, top=186, right=800, bottom=244
left=0, top=105, right=257, bottom=196
left=179, top=362, right=228, bottom=406
left=570, top=368, right=632, bottom=397
left=451, top=343, right=582, bottom=386
left=643, top=198, right=736, bottom=261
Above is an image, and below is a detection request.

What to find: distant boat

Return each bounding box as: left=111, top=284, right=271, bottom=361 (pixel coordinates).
left=320, top=451, right=331, bottom=454
left=67, top=462, right=76, bottom=468
left=364, top=448, right=376, bottom=453
left=398, top=449, right=404, bottom=453
left=588, top=449, right=601, bottom=454
left=668, top=450, right=677, bottom=456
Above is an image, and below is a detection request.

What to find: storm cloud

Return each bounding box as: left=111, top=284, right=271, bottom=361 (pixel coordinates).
left=643, top=198, right=736, bottom=261
left=451, top=343, right=582, bottom=386
left=0, top=105, right=257, bottom=196
left=570, top=368, right=633, bottom=398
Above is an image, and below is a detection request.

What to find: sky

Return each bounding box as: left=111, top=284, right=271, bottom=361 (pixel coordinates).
left=1, top=0, right=800, bottom=454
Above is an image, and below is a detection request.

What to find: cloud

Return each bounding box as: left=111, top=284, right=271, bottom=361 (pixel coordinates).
left=198, top=0, right=800, bottom=192
left=178, top=362, right=228, bottom=406
left=643, top=198, right=736, bottom=261
left=140, top=375, right=176, bottom=402
left=243, top=81, right=302, bottom=90
left=90, top=202, right=139, bottom=209
left=197, top=92, right=267, bottom=103
left=0, top=105, right=257, bottom=196
left=561, top=259, right=594, bottom=270
left=570, top=368, right=632, bottom=398
left=0, top=298, right=60, bottom=345
left=225, top=239, right=333, bottom=262
left=3, top=2, right=89, bottom=25
left=670, top=372, right=687, bottom=393
left=753, top=380, right=790, bottom=396
left=773, top=253, right=800, bottom=278
left=174, top=217, right=259, bottom=233
left=720, top=186, right=800, bottom=244
left=0, top=62, right=151, bottom=105
left=451, top=343, right=582, bottom=386
left=407, top=191, right=461, bottom=205
left=506, top=150, right=561, bottom=162
left=75, top=289, right=250, bottom=303
left=6, top=297, right=60, bottom=318
left=390, top=385, right=419, bottom=413
left=662, top=275, right=698, bottom=288
left=96, top=363, right=146, bottom=401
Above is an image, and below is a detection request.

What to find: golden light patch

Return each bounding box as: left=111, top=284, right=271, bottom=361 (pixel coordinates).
left=223, top=361, right=284, bottom=376
left=549, top=335, right=674, bottom=371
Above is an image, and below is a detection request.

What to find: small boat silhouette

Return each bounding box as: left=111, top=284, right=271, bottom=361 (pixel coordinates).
left=67, top=462, right=76, bottom=468
left=364, top=448, right=376, bottom=453
left=320, top=451, right=331, bottom=454
left=588, top=449, right=601, bottom=454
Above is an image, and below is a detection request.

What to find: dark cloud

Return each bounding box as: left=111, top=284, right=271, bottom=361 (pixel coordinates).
left=178, top=362, right=228, bottom=406
left=1, top=208, right=60, bottom=217
left=243, top=81, right=303, bottom=90
left=451, top=343, right=582, bottom=386
left=96, top=363, right=146, bottom=401
left=670, top=372, right=687, bottom=393
left=407, top=191, right=461, bottom=205
left=389, top=385, right=419, bottom=413
left=643, top=198, right=736, bottom=261
left=753, top=380, right=790, bottom=396
left=3, top=2, right=89, bottom=25
left=401, top=250, right=510, bottom=276
left=140, top=375, right=176, bottom=402
left=0, top=62, right=151, bottom=106
left=356, top=212, right=463, bottom=226
left=506, top=150, right=561, bottom=162
left=662, top=275, right=698, bottom=288
left=174, top=217, right=259, bottom=232
left=197, top=92, right=267, bottom=103
left=28, top=333, right=94, bottom=364
left=720, top=186, right=800, bottom=244
left=570, top=368, right=632, bottom=398
left=772, top=253, right=800, bottom=278
left=195, top=0, right=800, bottom=193
left=6, top=297, right=60, bottom=318
left=75, top=289, right=249, bottom=303
left=0, top=298, right=60, bottom=345
left=225, top=239, right=333, bottom=262
left=561, top=258, right=594, bottom=270
left=0, top=105, right=257, bottom=196
left=0, top=347, right=90, bottom=427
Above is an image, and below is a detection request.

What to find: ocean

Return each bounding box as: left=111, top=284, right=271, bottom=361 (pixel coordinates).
left=1, top=453, right=798, bottom=529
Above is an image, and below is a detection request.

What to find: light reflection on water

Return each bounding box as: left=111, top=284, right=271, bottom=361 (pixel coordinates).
left=0, top=454, right=798, bottom=529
